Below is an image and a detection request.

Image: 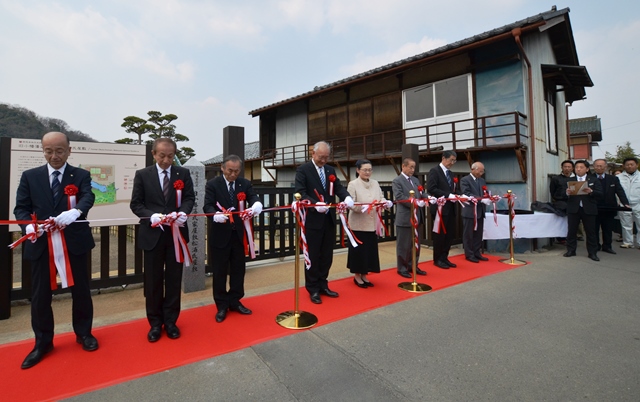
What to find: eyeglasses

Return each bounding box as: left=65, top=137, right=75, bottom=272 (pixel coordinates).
left=43, top=149, right=67, bottom=157
left=359, top=168, right=373, bottom=173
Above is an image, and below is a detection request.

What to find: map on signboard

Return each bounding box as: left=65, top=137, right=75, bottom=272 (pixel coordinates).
left=82, top=164, right=118, bottom=204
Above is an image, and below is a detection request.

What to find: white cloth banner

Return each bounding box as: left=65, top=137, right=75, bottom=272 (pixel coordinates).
left=483, top=212, right=567, bottom=240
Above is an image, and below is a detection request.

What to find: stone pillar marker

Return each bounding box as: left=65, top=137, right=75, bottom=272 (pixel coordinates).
left=183, top=157, right=206, bottom=292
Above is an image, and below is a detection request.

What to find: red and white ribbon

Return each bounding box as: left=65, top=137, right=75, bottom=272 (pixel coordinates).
left=45, top=218, right=74, bottom=290
left=171, top=220, right=192, bottom=267
left=291, top=200, right=311, bottom=269
left=337, top=202, right=361, bottom=248
left=432, top=197, right=447, bottom=234
left=328, top=174, right=336, bottom=196
left=411, top=199, right=420, bottom=251
left=238, top=200, right=257, bottom=259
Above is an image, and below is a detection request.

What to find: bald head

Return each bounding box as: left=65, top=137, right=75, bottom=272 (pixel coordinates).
left=42, top=132, right=71, bottom=169
left=471, top=162, right=485, bottom=178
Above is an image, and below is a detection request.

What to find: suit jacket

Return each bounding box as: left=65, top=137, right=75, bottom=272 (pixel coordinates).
left=427, top=165, right=459, bottom=217
left=203, top=176, right=259, bottom=248
left=14, top=164, right=95, bottom=259
left=294, top=161, right=350, bottom=230
left=392, top=174, right=425, bottom=227
left=130, top=165, right=195, bottom=250
left=460, top=174, right=486, bottom=219
left=596, top=173, right=629, bottom=210
left=566, top=175, right=603, bottom=215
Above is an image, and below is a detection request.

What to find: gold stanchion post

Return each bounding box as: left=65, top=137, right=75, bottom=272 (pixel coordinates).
left=398, top=190, right=432, bottom=292
left=276, top=193, right=318, bottom=329
left=499, top=190, right=527, bottom=266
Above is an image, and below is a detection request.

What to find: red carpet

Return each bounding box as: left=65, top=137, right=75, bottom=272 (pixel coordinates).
left=0, top=254, right=523, bottom=401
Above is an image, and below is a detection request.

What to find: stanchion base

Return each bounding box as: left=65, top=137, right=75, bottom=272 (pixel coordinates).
left=276, top=310, right=318, bottom=330
left=398, top=282, right=432, bottom=293
left=498, top=258, right=528, bottom=266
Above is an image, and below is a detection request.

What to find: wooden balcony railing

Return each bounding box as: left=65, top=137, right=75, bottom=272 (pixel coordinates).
left=262, top=112, right=528, bottom=168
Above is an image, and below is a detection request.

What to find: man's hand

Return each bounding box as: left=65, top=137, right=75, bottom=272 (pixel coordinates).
left=344, top=196, right=354, bottom=209
left=150, top=213, right=163, bottom=226
left=54, top=209, right=81, bottom=227
left=176, top=212, right=188, bottom=225
left=448, top=193, right=457, bottom=200
left=416, top=199, right=426, bottom=208
left=315, top=202, right=328, bottom=213
left=384, top=200, right=393, bottom=209
left=481, top=198, right=492, bottom=205
left=26, top=224, right=44, bottom=243
left=249, top=201, right=263, bottom=216
left=213, top=212, right=228, bottom=223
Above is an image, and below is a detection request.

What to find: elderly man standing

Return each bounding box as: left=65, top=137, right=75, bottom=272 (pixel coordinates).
left=592, top=158, right=629, bottom=254
left=392, top=158, right=427, bottom=278
left=14, top=132, right=98, bottom=369
left=460, top=162, right=492, bottom=263
left=618, top=157, right=640, bottom=249
left=294, top=141, right=354, bottom=304
left=427, top=150, right=460, bottom=269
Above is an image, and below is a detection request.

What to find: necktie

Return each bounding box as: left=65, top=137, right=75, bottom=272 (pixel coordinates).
left=162, top=170, right=170, bottom=200
left=446, top=170, right=453, bottom=189
left=319, top=168, right=326, bottom=189
left=229, top=181, right=235, bottom=205
left=51, top=170, right=61, bottom=199
left=407, top=176, right=414, bottom=189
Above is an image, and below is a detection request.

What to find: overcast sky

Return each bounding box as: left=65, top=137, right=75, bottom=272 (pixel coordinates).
left=1, top=0, right=638, bottom=162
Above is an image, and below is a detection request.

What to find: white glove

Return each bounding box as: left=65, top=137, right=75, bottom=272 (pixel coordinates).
left=168, top=211, right=178, bottom=223
left=315, top=202, right=328, bottom=213
left=150, top=213, right=163, bottom=226
left=448, top=193, right=456, bottom=200
left=343, top=196, right=354, bottom=208
left=213, top=212, right=228, bottom=223
left=481, top=198, right=492, bottom=205
left=250, top=201, right=263, bottom=216
left=360, top=204, right=370, bottom=214
left=26, top=224, right=43, bottom=243
left=384, top=200, right=393, bottom=209
left=54, top=209, right=81, bottom=227
left=416, top=199, right=426, bottom=208
left=460, top=194, right=470, bottom=200
left=176, top=211, right=188, bottom=225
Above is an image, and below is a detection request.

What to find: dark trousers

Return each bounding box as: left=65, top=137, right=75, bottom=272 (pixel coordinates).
left=31, top=251, right=93, bottom=349
left=143, top=230, right=183, bottom=328
left=432, top=213, right=455, bottom=263
left=462, top=217, right=485, bottom=259
left=595, top=211, right=616, bottom=250
left=305, top=215, right=335, bottom=294
left=396, top=225, right=421, bottom=273
left=567, top=208, right=598, bottom=255
left=211, top=232, right=246, bottom=311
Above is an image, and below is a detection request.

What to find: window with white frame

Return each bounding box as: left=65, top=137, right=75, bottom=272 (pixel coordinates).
left=545, top=89, right=558, bottom=152
left=404, top=74, right=470, bottom=122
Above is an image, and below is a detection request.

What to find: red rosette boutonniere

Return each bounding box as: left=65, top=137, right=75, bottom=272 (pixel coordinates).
left=64, top=184, right=79, bottom=209
left=328, top=174, right=336, bottom=196
left=173, top=180, right=185, bottom=208
left=417, top=185, right=424, bottom=193
left=453, top=176, right=458, bottom=191
left=236, top=191, right=247, bottom=211
left=482, top=185, right=489, bottom=197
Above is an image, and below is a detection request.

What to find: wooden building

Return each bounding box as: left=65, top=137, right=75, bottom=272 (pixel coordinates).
left=568, top=116, right=602, bottom=161
left=249, top=6, right=593, bottom=209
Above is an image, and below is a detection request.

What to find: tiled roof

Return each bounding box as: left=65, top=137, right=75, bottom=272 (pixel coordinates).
left=249, top=7, right=570, bottom=116
left=569, top=116, right=602, bottom=142
left=202, top=140, right=261, bottom=166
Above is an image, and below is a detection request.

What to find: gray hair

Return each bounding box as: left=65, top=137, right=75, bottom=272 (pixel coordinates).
left=313, top=141, right=331, bottom=153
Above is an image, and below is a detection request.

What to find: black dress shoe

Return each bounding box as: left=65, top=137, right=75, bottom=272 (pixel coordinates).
left=320, top=288, right=339, bottom=298
left=310, top=292, right=322, bottom=304
left=476, top=256, right=489, bottom=261
left=76, top=334, right=99, bottom=351
left=148, top=327, right=162, bottom=342
left=602, top=248, right=616, bottom=254
left=21, top=344, right=53, bottom=369
left=415, top=267, right=427, bottom=275
left=165, top=324, right=181, bottom=339
left=563, top=251, right=576, bottom=257
left=362, top=279, right=374, bottom=287
left=397, top=270, right=412, bottom=278
left=354, top=278, right=368, bottom=288
left=231, top=304, right=252, bottom=315
left=466, top=257, right=480, bottom=263
left=588, top=254, right=600, bottom=261
left=434, top=261, right=449, bottom=269
left=215, top=309, right=228, bottom=323
left=444, top=260, right=457, bottom=268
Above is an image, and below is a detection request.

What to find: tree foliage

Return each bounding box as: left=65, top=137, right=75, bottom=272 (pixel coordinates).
left=604, top=141, right=639, bottom=163
left=0, top=103, right=96, bottom=142
left=117, top=110, right=193, bottom=164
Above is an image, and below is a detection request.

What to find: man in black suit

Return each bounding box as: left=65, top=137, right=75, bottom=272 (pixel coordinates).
left=392, top=158, right=427, bottom=278
left=130, top=138, right=195, bottom=342
left=294, top=141, right=353, bottom=304
left=204, top=155, right=263, bottom=323
left=460, top=162, right=492, bottom=263
left=14, top=132, right=98, bottom=369
left=427, top=150, right=460, bottom=269
left=563, top=160, right=603, bottom=261
left=593, top=158, right=630, bottom=254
